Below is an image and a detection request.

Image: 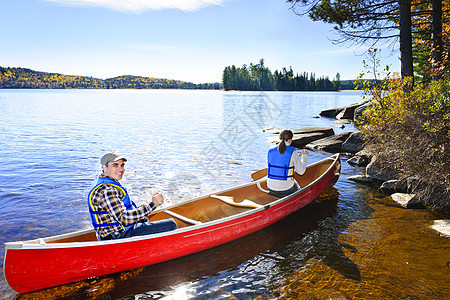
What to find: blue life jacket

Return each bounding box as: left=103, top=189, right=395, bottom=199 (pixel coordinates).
left=267, top=145, right=295, bottom=180
left=88, top=176, right=137, bottom=232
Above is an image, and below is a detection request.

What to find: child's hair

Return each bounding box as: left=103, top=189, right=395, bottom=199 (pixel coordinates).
left=278, top=129, right=293, bottom=154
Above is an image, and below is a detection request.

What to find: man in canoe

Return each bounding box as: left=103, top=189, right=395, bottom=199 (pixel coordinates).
left=88, top=152, right=177, bottom=240
left=267, top=129, right=309, bottom=197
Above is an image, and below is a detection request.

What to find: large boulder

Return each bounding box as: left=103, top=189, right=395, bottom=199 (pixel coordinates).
left=305, top=131, right=353, bottom=153
left=366, top=156, right=398, bottom=181
left=320, top=101, right=368, bottom=120
left=347, top=148, right=371, bottom=167
left=380, top=179, right=408, bottom=195
left=267, top=127, right=335, bottom=149
left=336, top=103, right=363, bottom=120
left=341, top=131, right=365, bottom=154
left=291, top=127, right=335, bottom=135
left=405, top=179, right=450, bottom=215
left=405, top=176, right=428, bottom=194
left=354, top=101, right=371, bottom=123
left=320, top=106, right=346, bottom=118
left=347, top=155, right=370, bottom=167
left=291, top=128, right=335, bottom=148
left=291, top=132, right=333, bottom=148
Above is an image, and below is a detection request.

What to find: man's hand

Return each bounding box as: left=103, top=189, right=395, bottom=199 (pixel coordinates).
left=151, top=192, right=164, bottom=207
left=301, top=149, right=309, bottom=155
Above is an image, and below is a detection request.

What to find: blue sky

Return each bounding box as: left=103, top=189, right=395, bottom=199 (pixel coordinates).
left=1, top=0, right=400, bottom=83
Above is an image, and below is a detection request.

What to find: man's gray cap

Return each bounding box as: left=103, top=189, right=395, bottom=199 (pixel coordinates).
left=101, top=152, right=127, bottom=165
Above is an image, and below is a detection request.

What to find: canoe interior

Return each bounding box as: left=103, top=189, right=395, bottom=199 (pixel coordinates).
left=30, top=157, right=335, bottom=245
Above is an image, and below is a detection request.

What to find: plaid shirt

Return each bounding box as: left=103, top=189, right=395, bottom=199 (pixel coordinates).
left=90, top=178, right=154, bottom=238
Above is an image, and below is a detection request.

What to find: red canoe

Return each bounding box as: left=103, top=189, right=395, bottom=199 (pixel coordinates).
left=4, top=154, right=340, bottom=293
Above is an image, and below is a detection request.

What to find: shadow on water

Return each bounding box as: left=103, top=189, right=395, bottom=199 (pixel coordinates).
left=269, top=186, right=375, bottom=286
left=14, top=187, right=365, bottom=299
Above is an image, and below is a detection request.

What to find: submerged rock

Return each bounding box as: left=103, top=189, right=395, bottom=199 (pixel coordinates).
left=391, top=193, right=416, bottom=207
left=430, top=220, right=450, bottom=238
left=261, top=127, right=281, bottom=133
left=332, top=119, right=353, bottom=124
left=348, top=175, right=375, bottom=183
left=391, top=193, right=424, bottom=209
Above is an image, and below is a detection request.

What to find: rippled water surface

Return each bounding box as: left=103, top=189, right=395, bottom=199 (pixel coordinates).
left=0, top=89, right=448, bottom=299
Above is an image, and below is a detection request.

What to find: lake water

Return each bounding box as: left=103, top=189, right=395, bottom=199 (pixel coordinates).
left=0, top=89, right=448, bottom=299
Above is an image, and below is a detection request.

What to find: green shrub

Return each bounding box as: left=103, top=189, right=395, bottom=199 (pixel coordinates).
left=360, top=76, right=450, bottom=213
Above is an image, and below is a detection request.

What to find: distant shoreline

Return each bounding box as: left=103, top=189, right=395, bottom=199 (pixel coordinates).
left=0, top=66, right=361, bottom=91
left=0, top=66, right=222, bottom=90
left=0, top=88, right=362, bottom=92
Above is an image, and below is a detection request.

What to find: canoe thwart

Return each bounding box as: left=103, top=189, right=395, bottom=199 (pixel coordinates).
left=210, top=195, right=262, bottom=209
left=162, top=210, right=202, bottom=225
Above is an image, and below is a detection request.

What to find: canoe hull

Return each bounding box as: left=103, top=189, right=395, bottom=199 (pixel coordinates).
left=4, top=155, right=340, bottom=293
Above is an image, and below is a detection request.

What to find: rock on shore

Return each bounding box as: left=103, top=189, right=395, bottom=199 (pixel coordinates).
left=390, top=193, right=424, bottom=209
left=319, top=101, right=369, bottom=120
left=305, top=132, right=353, bottom=153
left=264, top=100, right=449, bottom=217
left=265, top=127, right=363, bottom=154
left=265, top=127, right=335, bottom=148
left=264, top=100, right=370, bottom=154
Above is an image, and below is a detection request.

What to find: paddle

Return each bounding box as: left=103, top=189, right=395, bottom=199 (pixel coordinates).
left=251, top=152, right=304, bottom=181
left=251, top=168, right=268, bottom=181
left=210, top=195, right=262, bottom=209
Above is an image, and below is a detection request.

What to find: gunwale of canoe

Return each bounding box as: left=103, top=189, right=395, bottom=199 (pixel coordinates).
left=13, top=156, right=335, bottom=246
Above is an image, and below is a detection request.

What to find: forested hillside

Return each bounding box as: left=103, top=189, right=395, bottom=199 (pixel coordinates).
left=222, top=59, right=342, bottom=91
left=0, top=67, right=222, bottom=89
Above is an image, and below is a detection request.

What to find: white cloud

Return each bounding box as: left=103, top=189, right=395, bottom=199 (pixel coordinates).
left=44, top=0, right=224, bottom=13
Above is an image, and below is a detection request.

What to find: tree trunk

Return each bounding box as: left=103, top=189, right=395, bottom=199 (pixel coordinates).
left=432, top=0, right=443, bottom=80
left=399, top=0, right=414, bottom=89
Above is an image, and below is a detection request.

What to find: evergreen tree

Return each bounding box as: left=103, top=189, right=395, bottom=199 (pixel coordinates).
left=334, top=72, right=341, bottom=90
left=222, top=59, right=339, bottom=91
left=288, top=0, right=414, bottom=84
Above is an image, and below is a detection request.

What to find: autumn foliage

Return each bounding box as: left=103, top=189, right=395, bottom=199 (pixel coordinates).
left=0, top=67, right=221, bottom=90
left=360, top=73, right=450, bottom=213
